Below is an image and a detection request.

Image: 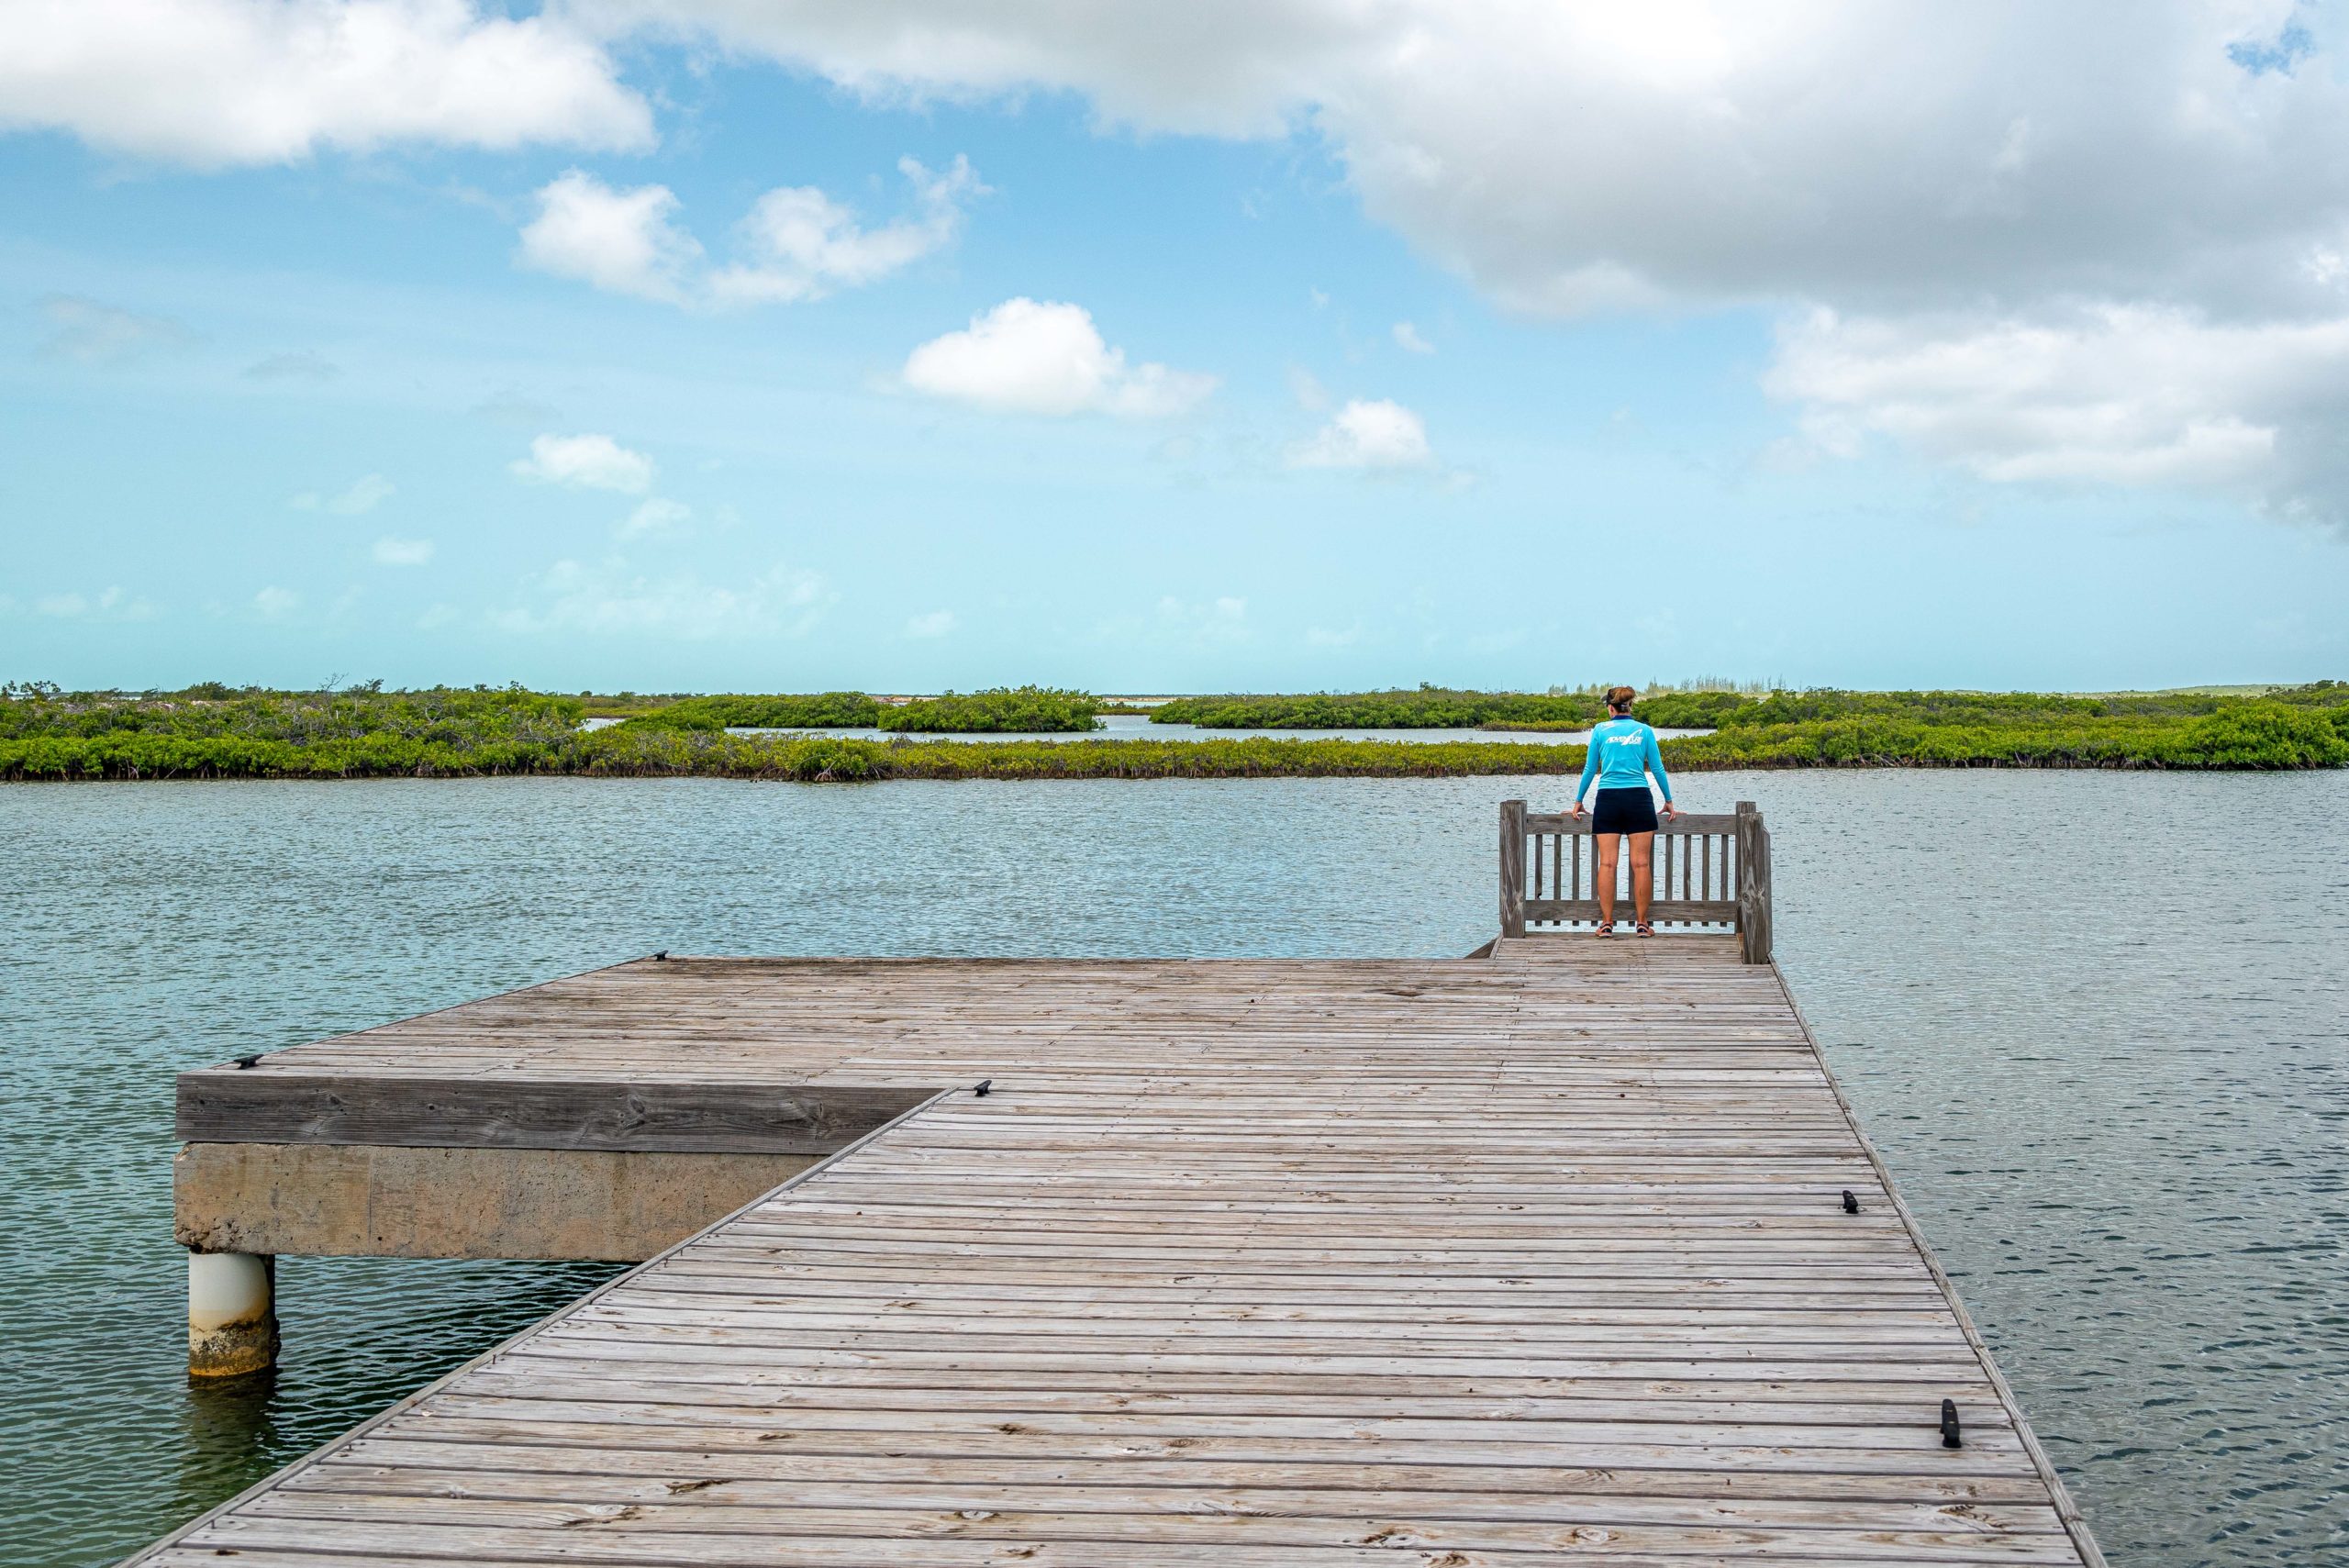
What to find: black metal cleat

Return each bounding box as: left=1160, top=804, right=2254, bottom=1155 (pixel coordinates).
left=1940, top=1398, right=1963, bottom=1448
left=974, top=1079, right=993, bottom=1097
left=1842, top=1189, right=1860, bottom=1214
left=234, top=1054, right=262, bottom=1070
left=653, top=951, right=669, bottom=962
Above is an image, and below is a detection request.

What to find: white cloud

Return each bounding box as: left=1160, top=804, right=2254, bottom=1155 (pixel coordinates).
left=1766, top=306, right=2349, bottom=509
left=902, top=297, right=1217, bottom=417
left=521, top=157, right=984, bottom=306
left=0, top=0, right=651, bottom=166
left=586, top=2, right=2349, bottom=520
left=903, top=609, right=957, bottom=638
left=292, top=473, right=393, bottom=513
left=510, top=433, right=654, bottom=494
left=1290, top=398, right=1434, bottom=470
left=602, top=4, right=2349, bottom=317
left=1392, top=321, right=1434, bottom=354
left=251, top=585, right=299, bottom=618
left=495, top=557, right=834, bottom=639
left=518, top=171, right=702, bottom=304
left=618, top=496, right=692, bottom=538
left=1286, top=365, right=1330, bottom=410
left=38, top=295, right=196, bottom=363
left=28, top=4, right=2349, bottom=518
left=711, top=155, right=985, bottom=305
left=24, top=585, right=157, bottom=621
left=572, top=0, right=1344, bottom=139
left=371, top=535, right=435, bottom=565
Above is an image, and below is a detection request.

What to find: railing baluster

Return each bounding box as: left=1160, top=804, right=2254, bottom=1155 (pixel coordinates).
left=1658, top=830, right=1670, bottom=921
left=1498, top=800, right=1526, bottom=938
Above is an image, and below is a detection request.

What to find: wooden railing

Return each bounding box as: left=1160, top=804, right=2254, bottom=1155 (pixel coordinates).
left=1499, top=798, right=1773, bottom=962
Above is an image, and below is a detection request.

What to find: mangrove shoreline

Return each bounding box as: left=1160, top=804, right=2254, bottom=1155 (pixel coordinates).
left=6, top=682, right=2344, bottom=781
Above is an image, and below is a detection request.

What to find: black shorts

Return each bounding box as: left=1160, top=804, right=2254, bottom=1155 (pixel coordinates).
left=1589, top=787, right=1658, bottom=835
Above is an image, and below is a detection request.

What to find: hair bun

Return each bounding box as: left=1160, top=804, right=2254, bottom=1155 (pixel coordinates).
left=1605, top=684, right=1637, bottom=710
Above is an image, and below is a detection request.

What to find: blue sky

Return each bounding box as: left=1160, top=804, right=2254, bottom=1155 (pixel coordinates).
left=5, top=3, right=2347, bottom=694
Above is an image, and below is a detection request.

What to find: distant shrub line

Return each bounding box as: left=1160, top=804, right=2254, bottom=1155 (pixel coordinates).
left=612, top=685, right=1100, bottom=733
left=1152, top=686, right=1607, bottom=728
left=6, top=704, right=2344, bottom=781
left=5, top=681, right=2343, bottom=781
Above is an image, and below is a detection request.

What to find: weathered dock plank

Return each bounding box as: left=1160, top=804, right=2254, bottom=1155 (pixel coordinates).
left=135, top=937, right=2101, bottom=1566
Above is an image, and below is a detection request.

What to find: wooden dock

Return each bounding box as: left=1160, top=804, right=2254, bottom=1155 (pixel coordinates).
left=134, top=926, right=2104, bottom=1565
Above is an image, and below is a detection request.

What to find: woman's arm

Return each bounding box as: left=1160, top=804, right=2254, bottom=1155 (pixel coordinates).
left=1573, top=732, right=1601, bottom=810
left=1644, top=725, right=1675, bottom=813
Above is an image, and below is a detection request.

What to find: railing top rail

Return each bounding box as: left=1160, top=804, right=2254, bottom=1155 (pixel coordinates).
left=1522, top=811, right=1740, bottom=835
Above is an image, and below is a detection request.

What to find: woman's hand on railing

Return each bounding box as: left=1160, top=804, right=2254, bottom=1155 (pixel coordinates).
left=1661, top=801, right=1680, bottom=822
left=1570, top=800, right=1586, bottom=819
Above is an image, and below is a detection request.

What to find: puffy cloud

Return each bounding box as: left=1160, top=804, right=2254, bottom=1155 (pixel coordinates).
left=0, top=0, right=651, bottom=166
left=903, top=298, right=1216, bottom=417
left=1769, top=305, right=2349, bottom=517
left=371, top=535, right=435, bottom=565
left=521, top=157, right=984, bottom=306
left=711, top=155, right=985, bottom=305
left=510, top=433, right=654, bottom=494
left=618, top=496, right=692, bottom=538
left=297, top=473, right=395, bottom=515
left=597, top=3, right=2349, bottom=317
left=495, top=557, right=833, bottom=639
left=518, top=172, right=702, bottom=304
left=903, top=609, right=956, bottom=638
left=38, top=295, right=196, bottom=363
left=20, top=585, right=158, bottom=621
left=27, top=3, right=2349, bottom=517
left=588, top=1, right=2349, bottom=519
left=1391, top=321, right=1433, bottom=354
left=251, top=585, right=299, bottom=618
left=569, top=0, right=1347, bottom=137
left=1290, top=398, right=1433, bottom=470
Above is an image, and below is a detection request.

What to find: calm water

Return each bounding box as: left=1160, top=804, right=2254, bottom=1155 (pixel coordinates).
left=582, top=713, right=1708, bottom=744
left=2, top=772, right=2343, bottom=1567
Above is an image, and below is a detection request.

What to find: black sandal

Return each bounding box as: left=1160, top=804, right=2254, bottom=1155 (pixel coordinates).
left=1634, top=921, right=1654, bottom=938
left=1594, top=921, right=1616, bottom=938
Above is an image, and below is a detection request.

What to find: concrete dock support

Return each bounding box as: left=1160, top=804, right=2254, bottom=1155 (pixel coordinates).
left=188, top=1250, right=276, bottom=1377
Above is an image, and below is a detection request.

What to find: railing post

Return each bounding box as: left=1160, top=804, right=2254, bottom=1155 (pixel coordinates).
left=1735, top=801, right=1773, bottom=964
left=1498, top=799, right=1527, bottom=940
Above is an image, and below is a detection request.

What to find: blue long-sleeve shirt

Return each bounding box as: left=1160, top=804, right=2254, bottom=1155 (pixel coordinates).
left=1575, top=716, right=1672, bottom=803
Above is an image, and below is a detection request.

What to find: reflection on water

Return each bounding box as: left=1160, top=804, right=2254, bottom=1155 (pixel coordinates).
left=2, top=772, right=2342, bottom=1566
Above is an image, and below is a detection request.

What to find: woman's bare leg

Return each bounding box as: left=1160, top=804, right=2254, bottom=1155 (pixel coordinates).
left=1594, top=833, right=1621, bottom=925
left=1630, top=831, right=1656, bottom=924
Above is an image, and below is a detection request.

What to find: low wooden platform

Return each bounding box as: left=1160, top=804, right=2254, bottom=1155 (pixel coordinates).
left=134, top=937, right=2102, bottom=1566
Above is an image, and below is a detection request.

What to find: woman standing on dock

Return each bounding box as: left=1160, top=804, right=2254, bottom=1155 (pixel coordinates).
left=1571, top=685, right=1678, bottom=936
